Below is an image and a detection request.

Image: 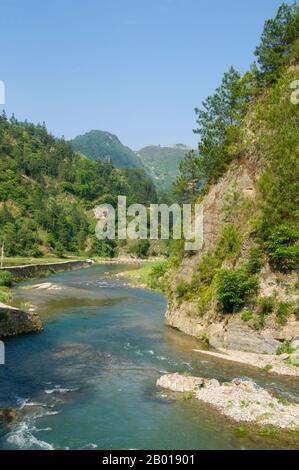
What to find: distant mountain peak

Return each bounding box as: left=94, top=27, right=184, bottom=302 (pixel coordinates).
left=71, top=130, right=141, bottom=169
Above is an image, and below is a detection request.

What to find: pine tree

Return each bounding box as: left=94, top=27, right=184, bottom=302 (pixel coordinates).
left=193, top=67, right=250, bottom=182
left=254, top=2, right=299, bottom=82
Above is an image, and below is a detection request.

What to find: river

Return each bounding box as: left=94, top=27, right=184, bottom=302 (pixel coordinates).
left=0, top=265, right=298, bottom=450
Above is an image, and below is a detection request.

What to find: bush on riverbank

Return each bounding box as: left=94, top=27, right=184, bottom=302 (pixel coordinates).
left=0, top=271, right=13, bottom=287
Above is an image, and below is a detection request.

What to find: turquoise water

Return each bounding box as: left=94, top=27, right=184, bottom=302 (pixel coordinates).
left=0, top=265, right=298, bottom=450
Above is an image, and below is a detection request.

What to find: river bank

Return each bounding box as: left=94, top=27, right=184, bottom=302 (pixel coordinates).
left=0, top=259, right=93, bottom=338
left=0, top=259, right=93, bottom=281
left=0, top=264, right=298, bottom=449
left=157, top=373, right=299, bottom=432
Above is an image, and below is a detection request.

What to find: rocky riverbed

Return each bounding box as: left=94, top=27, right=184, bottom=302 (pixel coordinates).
left=157, top=373, right=299, bottom=431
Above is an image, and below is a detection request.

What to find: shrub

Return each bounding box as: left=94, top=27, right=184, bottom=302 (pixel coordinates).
left=175, top=280, right=191, bottom=299
left=241, top=308, right=253, bottom=322
left=175, top=278, right=199, bottom=302
left=0, top=271, right=13, bottom=287
left=215, top=224, right=242, bottom=260
left=198, top=253, right=220, bottom=284
left=150, top=262, right=167, bottom=279
left=276, top=341, right=295, bottom=356
left=198, top=285, right=214, bottom=314
left=216, top=268, right=258, bottom=313
left=276, top=301, right=292, bottom=325
left=264, top=224, right=299, bottom=273
left=262, top=364, right=273, bottom=373
left=246, top=247, right=263, bottom=274
left=0, top=286, right=12, bottom=303
left=254, top=313, right=266, bottom=331
left=128, top=240, right=150, bottom=259
left=258, top=296, right=275, bottom=315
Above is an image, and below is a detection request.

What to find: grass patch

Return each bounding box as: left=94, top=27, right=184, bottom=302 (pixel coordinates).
left=257, top=426, right=278, bottom=438
left=262, top=364, right=273, bottom=373
left=0, top=286, right=12, bottom=304
left=276, top=341, right=295, bottom=356
left=122, top=261, right=167, bottom=291
left=183, top=391, right=193, bottom=401
left=234, top=426, right=248, bottom=437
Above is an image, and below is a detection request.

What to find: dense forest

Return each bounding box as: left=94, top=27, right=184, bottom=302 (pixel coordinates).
left=0, top=116, right=157, bottom=257
left=71, top=130, right=141, bottom=169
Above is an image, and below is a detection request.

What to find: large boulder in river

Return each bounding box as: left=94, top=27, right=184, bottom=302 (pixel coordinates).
left=157, top=373, right=205, bottom=392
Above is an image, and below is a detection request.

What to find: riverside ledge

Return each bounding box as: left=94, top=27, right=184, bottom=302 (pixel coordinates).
left=192, top=348, right=299, bottom=377
left=0, top=259, right=93, bottom=280
left=157, top=373, right=299, bottom=431
left=0, top=302, right=43, bottom=338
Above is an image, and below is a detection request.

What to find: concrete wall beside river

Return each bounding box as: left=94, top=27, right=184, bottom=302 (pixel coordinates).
left=0, top=260, right=92, bottom=280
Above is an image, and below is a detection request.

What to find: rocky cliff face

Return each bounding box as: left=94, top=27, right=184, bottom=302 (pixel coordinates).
left=0, top=303, right=42, bottom=339
left=165, top=138, right=298, bottom=354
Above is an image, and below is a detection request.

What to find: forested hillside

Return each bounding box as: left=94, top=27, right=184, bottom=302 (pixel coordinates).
left=0, top=116, right=157, bottom=258
left=71, top=130, right=141, bottom=169
left=136, top=144, right=191, bottom=190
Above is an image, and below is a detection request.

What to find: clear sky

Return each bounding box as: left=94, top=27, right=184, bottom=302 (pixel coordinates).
left=0, top=0, right=292, bottom=149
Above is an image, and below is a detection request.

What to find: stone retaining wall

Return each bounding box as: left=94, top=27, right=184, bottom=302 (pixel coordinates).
left=0, top=260, right=92, bottom=280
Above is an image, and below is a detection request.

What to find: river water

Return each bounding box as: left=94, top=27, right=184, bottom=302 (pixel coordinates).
left=0, top=265, right=298, bottom=450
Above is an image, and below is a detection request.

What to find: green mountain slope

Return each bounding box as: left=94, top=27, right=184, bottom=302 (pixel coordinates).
left=136, top=144, right=191, bottom=190
left=71, top=130, right=141, bottom=169
left=0, top=117, right=157, bottom=258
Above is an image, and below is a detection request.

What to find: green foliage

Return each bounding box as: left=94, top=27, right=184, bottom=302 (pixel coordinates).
left=264, top=225, right=299, bottom=273
left=254, top=72, right=299, bottom=273
left=172, top=150, right=203, bottom=203
left=254, top=2, right=299, bottom=82
left=246, top=247, right=263, bottom=274
left=257, top=426, right=278, bottom=437
left=71, top=129, right=141, bottom=169
left=183, top=391, right=193, bottom=401
left=215, top=224, right=242, bottom=260
left=150, top=261, right=167, bottom=276
left=0, top=271, right=13, bottom=287
left=216, top=268, right=258, bottom=313
left=276, top=301, right=293, bottom=325
left=0, top=286, right=12, bottom=304
left=241, top=308, right=253, bottom=322
left=175, top=280, right=194, bottom=300
left=128, top=240, right=151, bottom=259
left=234, top=426, right=248, bottom=438
left=276, top=340, right=295, bottom=355
left=262, top=364, right=273, bottom=373
left=0, top=116, right=157, bottom=258
left=137, top=144, right=190, bottom=191
left=258, top=296, right=275, bottom=315
left=198, top=225, right=242, bottom=285
left=194, top=67, right=251, bottom=183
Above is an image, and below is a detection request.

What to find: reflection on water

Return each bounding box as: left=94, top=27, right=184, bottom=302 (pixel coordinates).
left=0, top=265, right=298, bottom=450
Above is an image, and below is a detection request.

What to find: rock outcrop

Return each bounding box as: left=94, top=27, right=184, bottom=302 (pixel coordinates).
left=0, top=303, right=42, bottom=338
left=165, top=152, right=299, bottom=354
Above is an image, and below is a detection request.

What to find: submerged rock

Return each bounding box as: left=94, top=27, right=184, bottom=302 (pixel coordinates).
left=0, top=409, right=20, bottom=428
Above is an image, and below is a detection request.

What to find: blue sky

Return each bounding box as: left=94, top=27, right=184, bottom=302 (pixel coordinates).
left=0, top=0, right=291, bottom=149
